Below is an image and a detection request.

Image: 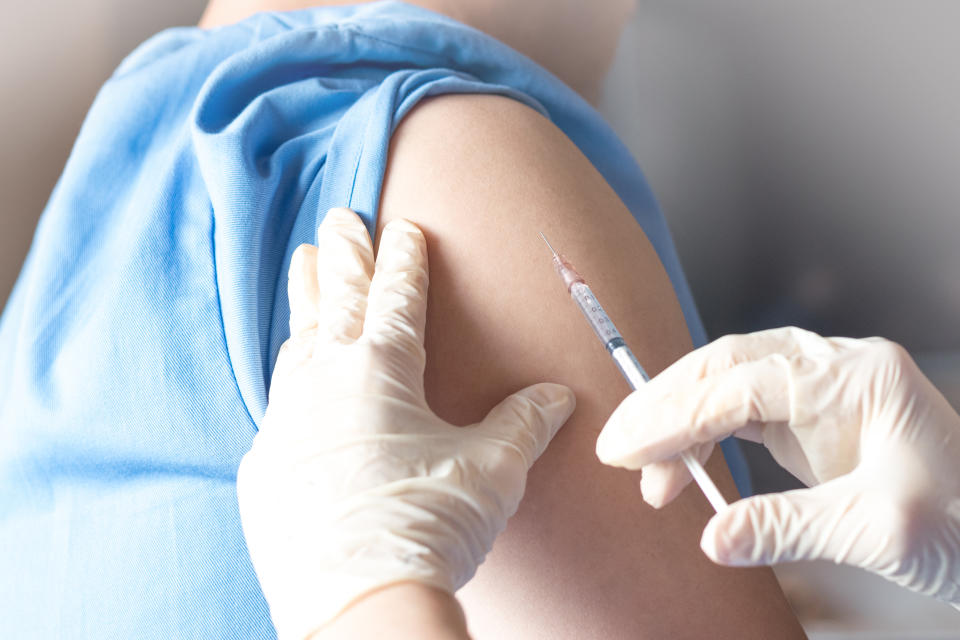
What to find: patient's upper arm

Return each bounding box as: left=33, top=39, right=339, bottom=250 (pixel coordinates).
left=377, top=94, right=804, bottom=639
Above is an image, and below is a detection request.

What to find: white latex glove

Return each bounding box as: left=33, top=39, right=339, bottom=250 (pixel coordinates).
left=597, top=326, right=960, bottom=608
left=237, top=208, right=576, bottom=639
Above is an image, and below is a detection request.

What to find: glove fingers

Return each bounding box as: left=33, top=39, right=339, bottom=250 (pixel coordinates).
left=598, top=355, right=793, bottom=469
left=640, top=460, right=689, bottom=509
left=596, top=328, right=822, bottom=468
left=478, top=383, right=576, bottom=468
left=364, top=219, right=429, bottom=354
left=639, top=441, right=714, bottom=508
left=647, top=327, right=818, bottom=391
left=314, top=208, right=374, bottom=344
left=288, top=244, right=320, bottom=336
left=700, top=475, right=864, bottom=567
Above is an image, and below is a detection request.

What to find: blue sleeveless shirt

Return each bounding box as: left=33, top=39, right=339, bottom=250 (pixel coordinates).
left=0, top=3, right=746, bottom=637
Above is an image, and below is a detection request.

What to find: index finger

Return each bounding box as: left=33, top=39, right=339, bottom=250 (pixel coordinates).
left=652, top=327, right=818, bottom=390
left=598, top=355, right=792, bottom=469
left=314, top=208, right=375, bottom=344
left=595, top=329, right=822, bottom=469
left=363, top=218, right=429, bottom=351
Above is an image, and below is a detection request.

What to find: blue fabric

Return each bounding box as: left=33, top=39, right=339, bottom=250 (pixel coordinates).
left=0, top=2, right=746, bottom=637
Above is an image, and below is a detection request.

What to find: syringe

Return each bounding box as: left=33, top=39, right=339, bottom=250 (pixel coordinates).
left=539, top=233, right=728, bottom=513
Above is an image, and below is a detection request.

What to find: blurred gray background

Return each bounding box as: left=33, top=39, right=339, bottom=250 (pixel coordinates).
left=2, top=0, right=959, bottom=635
left=600, top=0, right=960, bottom=508
left=603, top=1, right=960, bottom=354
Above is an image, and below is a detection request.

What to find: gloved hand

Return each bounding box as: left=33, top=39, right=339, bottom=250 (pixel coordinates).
left=237, top=208, right=576, bottom=639
left=597, top=326, right=960, bottom=608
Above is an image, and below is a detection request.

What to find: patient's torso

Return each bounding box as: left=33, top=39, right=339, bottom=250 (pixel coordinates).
left=0, top=3, right=729, bottom=637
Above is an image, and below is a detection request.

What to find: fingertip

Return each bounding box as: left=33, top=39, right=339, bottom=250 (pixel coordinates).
left=383, top=217, right=423, bottom=236
left=290, top=242, right=309, bottom=262
left=643, top=489, right=668, bottom=510
left=289, top=243, right=317, bottom=273
left=595, top=419, right=645, bottom=469
left=596, top=436, right=624, bottom=468
left=700, top=515, right=725, bottom=563
left=544, top=382, right=577, bottom=416
left=639, top=460, right=690, bottom=509
left=596, top=388, right=663, bottom=468
left=322, top=207, right=362, bottom=227
left=532, top=384, right=577, bottom=456
left=700, top=504, right=753, bottom=566
left=315, top=208, right=374, bottom=263
left=374, top=218, right=428, bottom=271
left=522, top=382, right=577, bottom=428
left=595, top=406, right=626, bottom=465
left=478, top=383, right=577, bottom=467
left=313, top=209, right=374, bottom=343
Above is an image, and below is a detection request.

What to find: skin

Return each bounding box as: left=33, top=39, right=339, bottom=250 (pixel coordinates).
left=198, top=0, right=634, bottom=104
left=313, top=584, right=471, bottom=639
left=200, top=1, right=806, bottom=636
left=367, top=93, right=805, bottom=638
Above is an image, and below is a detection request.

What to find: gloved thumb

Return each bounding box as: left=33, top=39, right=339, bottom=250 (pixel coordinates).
left=700, top=476, right=864, bottom=567
left=478, top=383, right=576, bottom=468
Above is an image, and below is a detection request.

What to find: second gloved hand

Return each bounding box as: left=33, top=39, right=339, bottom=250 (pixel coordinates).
left=237, top=209, right=576, bottom=639
left=597, top=327, right=960, bottom=608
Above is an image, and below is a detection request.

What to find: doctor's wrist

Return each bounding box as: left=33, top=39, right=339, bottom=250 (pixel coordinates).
left=308, top=582, right=472, bottom=640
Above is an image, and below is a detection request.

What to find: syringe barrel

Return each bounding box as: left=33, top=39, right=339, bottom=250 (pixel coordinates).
left=610, top=344, right=650, bottom=389
left=569, top=282, right=624, bottom=352
left=549, top=250, right=728, bottom=512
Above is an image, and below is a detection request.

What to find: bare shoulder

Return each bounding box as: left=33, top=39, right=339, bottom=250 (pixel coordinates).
left=377, top=93, right=805, bottom=638
left=378, top=93, right=692, bottom=421
left=384, top=93, right=599, bottom=201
